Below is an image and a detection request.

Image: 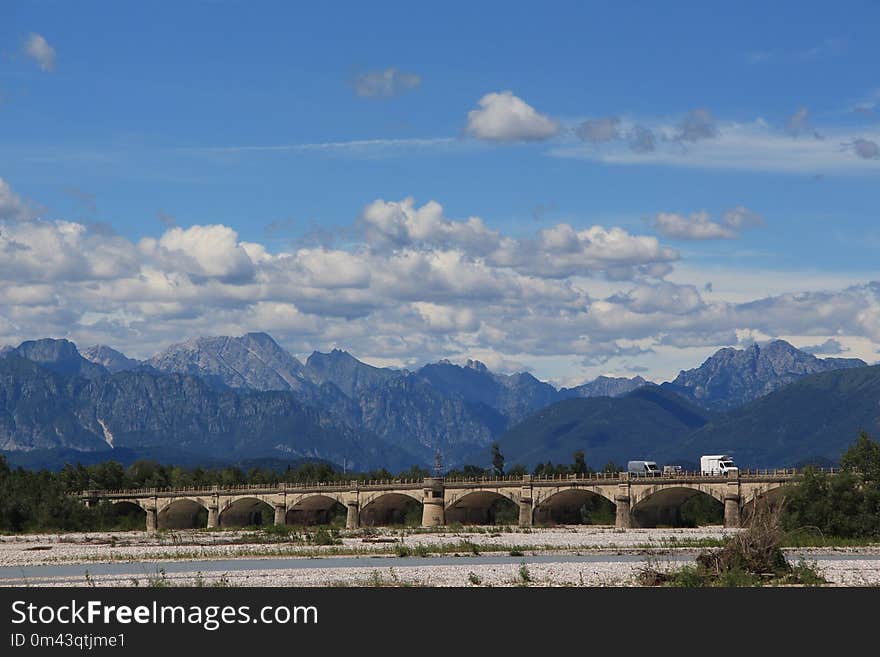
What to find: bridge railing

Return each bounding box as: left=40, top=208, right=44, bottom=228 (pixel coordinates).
left=76, top=477, right=427, bottom=498
left=75, top=467, right=840, bottom=498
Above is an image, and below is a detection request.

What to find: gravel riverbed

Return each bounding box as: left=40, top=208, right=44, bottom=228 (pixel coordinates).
left=0, top=526, right=735, bottom=567
left=2, top=526, right=879, bottom=586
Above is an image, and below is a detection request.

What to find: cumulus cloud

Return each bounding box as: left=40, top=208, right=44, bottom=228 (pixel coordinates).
left=576, top=117, right=621, bottom=143
left=141, top=224, right=256, bottom=283
left=359, top=197, right=500, bottom=254
left=674, top=108, right=718, bottom=143
left=24, top=33, right=55, bottom=72
left=652, top=206, right=763, bottom=240
left=0, top=219, right=139, bottom=283
left=359, top=197, right=678, bottom=279
left=611, top=281, right=706, bottom=315
left=352, top=67, right=421, bottom=98
left=464, top=91, right=560, bottom=142
left=1, top=194, right=878, bottom=381
left=490, top=223, right=678, bottom=279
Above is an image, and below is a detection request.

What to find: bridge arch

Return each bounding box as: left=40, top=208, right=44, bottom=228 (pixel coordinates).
left=101, top=500, right=147, bottom=531
left=157, top=498, right=208, bottom=530
left=360, top=492, right=423, bottom=527
left=445, top=490, right=519, bottom=526
left=533, top=488, right=616, bottom=526
left=218, top=497, right=274, bottom=528
left=631, top=486, right=724, bottom=528
left=286, top=494, right=346, bottom=526
left=741, top=484, right=788, bottom=524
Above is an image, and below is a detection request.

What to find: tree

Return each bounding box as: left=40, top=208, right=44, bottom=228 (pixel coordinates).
left=572, top=451, right=588, bottom=476
left=783, top=432, right=880, bottom=538
left=490, top=442, right=505, bottom=477
left=602, top=461, right=623, bottom=475
left=841, top=430, right=880, bottom=480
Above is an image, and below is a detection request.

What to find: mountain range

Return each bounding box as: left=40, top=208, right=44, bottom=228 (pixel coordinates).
left=0, top=333, right=872, bottom=470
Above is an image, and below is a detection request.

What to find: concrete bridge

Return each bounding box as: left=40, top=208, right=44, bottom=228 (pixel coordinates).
left=78, top=469, right=811, bottom=531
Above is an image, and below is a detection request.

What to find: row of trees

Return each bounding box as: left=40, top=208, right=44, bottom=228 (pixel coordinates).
left=482, top=443, right=622, bottom=478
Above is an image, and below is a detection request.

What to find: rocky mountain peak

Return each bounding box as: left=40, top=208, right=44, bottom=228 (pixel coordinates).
left=465, top=359, right=489, bottom=373
left=81, top=345, right=142, bottom=374
left=147, top=332, right=308, bottom=392
left=12, top=338, right=108, bottom=379
left=667, top=339, right=867, bottom=410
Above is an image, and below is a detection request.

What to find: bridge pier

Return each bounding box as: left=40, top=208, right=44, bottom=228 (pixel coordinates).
left=346, top=485, right=360, bottom=529
left=724, top=494, right=741, bottom=528
left=145, top=508, right=157, bottom=532
left=615, top=495, right=632, bottom=529
left=207, top=505, right=219, bottom=529
left=274, top=503, right=286, bottom=526
left=421, top=478, right=445, bottom=527
left=519, top=476, right=533, bottom=527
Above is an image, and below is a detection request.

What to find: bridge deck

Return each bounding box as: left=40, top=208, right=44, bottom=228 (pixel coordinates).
left=76, top=468, right=819, bottom=500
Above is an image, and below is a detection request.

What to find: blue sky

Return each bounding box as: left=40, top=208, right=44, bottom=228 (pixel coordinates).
left=1, top=1, right=879, bottom=384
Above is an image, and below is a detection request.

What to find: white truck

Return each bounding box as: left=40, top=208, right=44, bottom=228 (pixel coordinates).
left=700, top=454, right=738, bottom=476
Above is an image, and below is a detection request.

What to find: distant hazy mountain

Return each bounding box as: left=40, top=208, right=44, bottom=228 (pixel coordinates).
left=494, top=386, right=710, bottom=469
left=3, top=332, right=874, bottom=471
left=679, top=364, right=880, bottom=466
left=560, top=375, right=647, bottom=399
left=0, top=355, right=414, bottom=470
left=355, top=371, right=504, bottom=461
left=305, top=349, right=400, bottom=398
left=0, top=356, right=109, bottom=452
left=9, top=339, right=108, bottom=379
left=148, top=332, right=312, bottom=393
left=81, top=345, right=143, bottom=374
left=663, top=340, right=866, bottom=411
left=302, top=352, right=502, bottom=462
left=417, top=359, right=559, bottom=425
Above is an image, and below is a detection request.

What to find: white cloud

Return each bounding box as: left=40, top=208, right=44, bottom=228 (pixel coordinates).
left=722, top=206, right=764, bottom=230
left=464, top=91, right=560, bottom=143
left=0, top=178, right=33, bottom=221
left=801, top=338, right=848, bottom=355
left=550, top=118, right=880, bottom=173
left=653, top=211, right=736, bottom=240
left=0, top=195, right=878, bottom=383
left=490, top=223, right=678, bottom=279
left=144, top=224, right=256, bottom=283
left=0, top=219, right=139, bottom=283
left=352, top=68, right=421, bottom=98
left=24, top=33, right=55, bottom=72
left=359, top=197, right=500, bottom=253
left=360, top=197, right=678, bottom=279
left=652, top=207, right=763, bottom=240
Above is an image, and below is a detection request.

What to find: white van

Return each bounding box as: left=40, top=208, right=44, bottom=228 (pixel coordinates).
left=700, top=455, right=738, bottom=476
left=627, top=460, right=661, bottom=477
